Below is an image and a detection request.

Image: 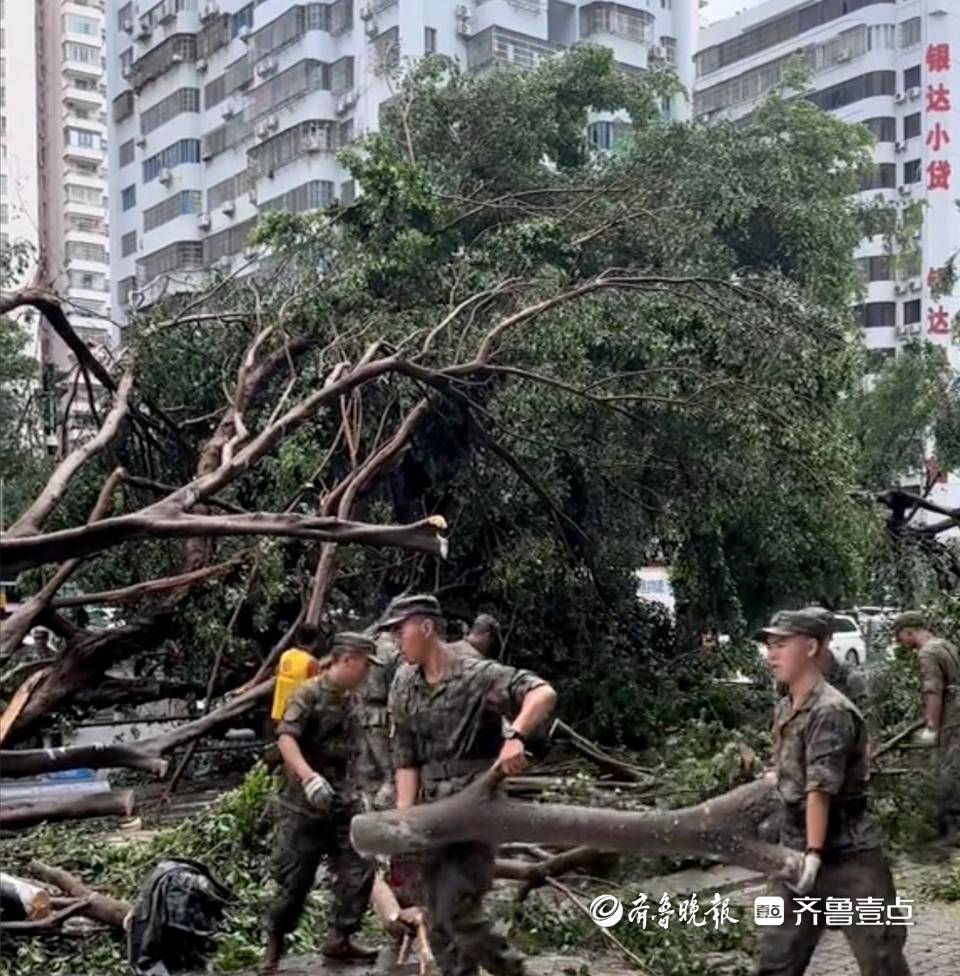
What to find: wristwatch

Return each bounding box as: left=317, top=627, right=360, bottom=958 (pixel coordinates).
left=503, top=725, right=526, bottom=745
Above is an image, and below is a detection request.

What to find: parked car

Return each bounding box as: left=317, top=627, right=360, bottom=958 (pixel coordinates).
left=829, top=614, right=867, bottom=666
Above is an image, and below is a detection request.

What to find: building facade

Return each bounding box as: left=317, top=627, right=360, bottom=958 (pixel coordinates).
left=696, top=0, right=960, bottom=505
left=105, top=0, right=697, bottom=317
left=2, top=0, right=113, bottom=440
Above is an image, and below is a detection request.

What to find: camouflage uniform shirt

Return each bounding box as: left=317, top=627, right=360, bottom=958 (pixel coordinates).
left=448, top=638, right=482, bottom=659
left=918, top=637, right=960, bottom=734
left=275, top=673, right=360, bottom=814
left=822, top=655, right=875, bottom=738
left=354, top=635, right=403, bottom=797
left=772, top=677, right=879, bottom=857
left=390, top=650, right=546, bottom=800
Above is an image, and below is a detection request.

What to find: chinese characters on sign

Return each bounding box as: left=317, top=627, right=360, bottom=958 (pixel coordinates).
left=924, top=41, right=953, bottom=336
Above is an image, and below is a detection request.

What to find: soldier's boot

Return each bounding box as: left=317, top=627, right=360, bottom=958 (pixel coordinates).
left=322, top=931, right=380, bottom=962
left=259, top=931, right=285, bottom=975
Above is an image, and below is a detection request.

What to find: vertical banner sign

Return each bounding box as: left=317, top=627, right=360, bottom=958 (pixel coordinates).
left=923, top=5, right=959, bottom=353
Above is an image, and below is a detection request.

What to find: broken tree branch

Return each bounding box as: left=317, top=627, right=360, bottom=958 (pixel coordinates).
left=27, top=861, right=130, bottom=929
left=1, top=790, right=136, bottom=829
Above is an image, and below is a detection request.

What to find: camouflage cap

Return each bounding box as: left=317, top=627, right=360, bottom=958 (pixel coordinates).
left=331, top=631, right=382, bottom=664
left=758, top=607, right=834, bottom=641
left=376, top=593, right=442, bottom=631
left=891, top=610, right=927, bottom=633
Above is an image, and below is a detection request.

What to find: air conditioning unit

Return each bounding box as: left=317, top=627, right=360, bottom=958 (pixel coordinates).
left=248, top=188, right=258, bottom=204
left=301, top=134, right=325, bottom=153
left=335, top=92, right=357, bottom=116
left=909, top=279, right=922, bottom=292
left=264, top=115, right=279, bottom=132
left=135, top=136, right=147, bottom=148
left=894, top=282, right=908, bottom=295
left=196, top=58, right=208, bottom=73
left=135, top=24, right=152, bottom=42
left=201, top=144, right=214, bottom=160
left=894, top=140, right=906, bottom=153
left=648, top=44, right=665, bottom=62
left=907, top=86, right=921, bottom=100
left=243, top=244, right=259, bottom=259
left=128, top=288, right=142, bottom=305
left=455, top=4, right=470, bottom=38
left=197, top=212, right=211, bottom=230
left=121, top=64, right=132, bottom=79
left=215, top=255, right=232, bottom=272
left=909, top=321, right=921, bottom=335
left=159, top=8, right=176, bottom=25
left=123, top=19, right=134, bottom=35
left=238, top=25, right=252, bottom=43
left=894, top=92, right=906, bottom=104
left=255, top=123, right=270, bottom=139
left=359, top=2, right=374, bottom=20
left=171, top=52, right=183, bottom=64
left=221, top=199, right=235, bottom=216
left=222, top=98, right=240, bottom=119
left=364, top=19, right=379, bottom=39
left=257, top=58, right=278, bottom=78
left=835, top=48, right=851, bottom=62
left=898, top=184, right=912, bottom=197
left=200, top=1, right=220, bottom=23
left=895, top=323, right=907, bottom=336
left=159, top=168, right=174, bottom=186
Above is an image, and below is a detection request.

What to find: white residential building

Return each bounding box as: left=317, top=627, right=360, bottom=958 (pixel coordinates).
left=105, top=0, right=698, bottom=316
left=696, top=0, right=960, bottom=508
left=1, top=0, right=113, bottom=439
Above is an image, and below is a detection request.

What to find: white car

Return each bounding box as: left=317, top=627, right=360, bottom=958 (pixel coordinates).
left=829, top=614, right=867, bottom=666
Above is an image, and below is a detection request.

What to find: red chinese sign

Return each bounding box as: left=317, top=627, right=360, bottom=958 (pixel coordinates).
left=923, top=41, right=953, bottom=337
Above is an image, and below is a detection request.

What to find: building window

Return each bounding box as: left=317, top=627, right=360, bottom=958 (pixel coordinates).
left=807, top=71, right=896, bottom=112
left=259, top=179, right=335, bottom=214
left=121, top=184, right=137, bottom=210
left=866, top=24, right=895, bottom=52
left=860, top=162, right=896, bottom=190
left=899, top=18, right=920, bottom=50
left=137, top=241, right=204, bottom=283
left=66, top=127, right=97, bottom=148
left=904, top=300, right=921, bottom=325
left=857, top=255, right=892, bottom=282
left=118, top=3, right=133, bottom=32
left=121, top=230, right=137, bottom=257
left=587, top=120, right=632, bottom=151
left=231, top=3, right=254, bottom=39
left=372, top=26, right=400, bottom=75
left=142, top=139, right=201, bottom=182
left=64, top=14, right=100, bottom=36
left=66, top=241, right=108, bottom=263
left=903, top=159, right=921, bottom=184
left=119, top=138, right=135, bottom=167
left=425, top=27, right=437, bottom=54
left=144, top=190, right=203, bottom=232
left=857, top=302, right=896, bottom=328
left=64, top=42, right=100, bottom=65
left=203, top=219, right=256, bottom=264
left=330, top=56, right=354, bottom=95
left=140, top=87, right=200, bottom=135
left=903, top=113, right=921, bottom=141
left=580, top=3, right=654, bottom=44
left=67, top=183, right=103, bottom=205
left=659, top=36, right=677, bottom=66
left=207, top=170, right=252, bottom=210
left=863, top=117, right=895, bottom=142
left=248, top=59, right=330, bottom=119
left=903, top=65, right=920, bottom=90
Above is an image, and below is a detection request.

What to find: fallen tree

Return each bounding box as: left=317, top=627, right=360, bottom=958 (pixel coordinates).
left=351, top=768, right=794, bottom=880
left=1, top=790, right=136, bottom=830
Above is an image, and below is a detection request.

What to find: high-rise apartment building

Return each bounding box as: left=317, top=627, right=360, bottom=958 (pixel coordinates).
left=1, top=0, right=113, bottom=438
left=696, top=0, right=960, bottom=506
left=105, top=0, right=698, bottom=318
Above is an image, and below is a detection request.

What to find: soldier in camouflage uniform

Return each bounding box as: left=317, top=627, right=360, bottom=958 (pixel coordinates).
left=893, top=611, right=960, bottom=836
left=355, top=631, right=403, bottom=811
left=381, top=594, right=557, bottom=976
left=261, top=632, right=382, bottom=975
left=448, top=614, right=502, bottom=660
left=758, top=610, right=910, bottom=976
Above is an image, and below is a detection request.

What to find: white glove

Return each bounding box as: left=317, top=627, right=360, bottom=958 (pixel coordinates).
left=786, top=852, right=822, bottom=896
left=303, top=773, right=334, bottom=811
left=914, top=726, right=939, bottom=747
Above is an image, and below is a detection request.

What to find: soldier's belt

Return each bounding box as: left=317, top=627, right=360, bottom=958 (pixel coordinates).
left=420, top=758, right=491, bottom=781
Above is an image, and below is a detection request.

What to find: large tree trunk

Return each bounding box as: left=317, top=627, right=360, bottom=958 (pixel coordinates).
left=0, top=790, right=135, bottom=829
left=351, top=769, right=795, bottom=880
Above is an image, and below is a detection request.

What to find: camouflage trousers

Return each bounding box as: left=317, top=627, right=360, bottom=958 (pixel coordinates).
left=421, top=841, right=525, bottom=976
left=932, top=725, right=960, bottom=831
left=263, top=805, right=374, bottom=939
left=757, top=848, right=910, bottom=976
